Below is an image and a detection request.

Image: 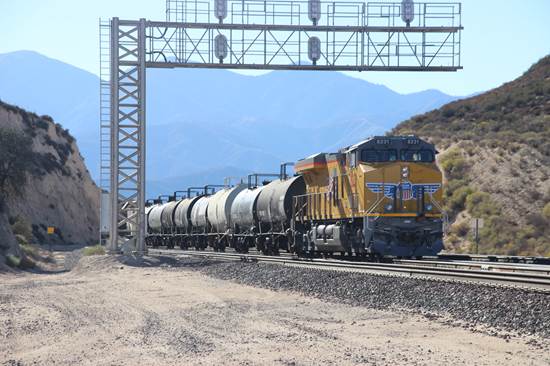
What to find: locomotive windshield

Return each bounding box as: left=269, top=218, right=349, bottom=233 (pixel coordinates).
left=400, top=149, right=434, bottom=162
left=360, top=149, right=434, bottom=163
left=360, top=149, right=397, bottom=162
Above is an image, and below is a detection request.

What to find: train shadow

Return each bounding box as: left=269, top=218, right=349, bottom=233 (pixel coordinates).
left=116, top=254, right=224, bottom=270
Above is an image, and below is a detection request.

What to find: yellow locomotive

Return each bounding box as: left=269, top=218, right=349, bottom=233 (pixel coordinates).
left=293, top=135, right=444, bottom=258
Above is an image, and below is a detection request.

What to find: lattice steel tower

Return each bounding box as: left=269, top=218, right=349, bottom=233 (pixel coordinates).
left=99, top=0, right=463, bottom=254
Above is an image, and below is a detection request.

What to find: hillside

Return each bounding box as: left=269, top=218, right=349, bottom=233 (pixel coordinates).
left=0, top=51, right=459, bottom=192
left=0, top=100, right=99, bottom=269
left=393, top=56, right=550, bottom=256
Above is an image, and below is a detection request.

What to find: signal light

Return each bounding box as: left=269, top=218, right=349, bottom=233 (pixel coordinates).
left=308, top=37, right=321, bottom=65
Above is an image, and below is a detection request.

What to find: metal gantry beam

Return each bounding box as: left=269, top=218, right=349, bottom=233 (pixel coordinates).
left=107, top=18, right=147, bottom=253
left=104, top=0, right=463, bottom=255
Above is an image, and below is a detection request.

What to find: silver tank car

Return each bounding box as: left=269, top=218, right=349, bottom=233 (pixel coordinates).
left=147, top=203, right=166, bottom=233
left=174, top=196, right=202, bottom=231
left=145, top=205, right=154, bottom=233
left=207, top=184, right=247, bottom=233
left=160, top=200, right=181, bottom=232
left=190, top=196, right=211, bottom=231
left=256, top=176, right=306, bottom=225
left=231, top=186, right=266, bottom=231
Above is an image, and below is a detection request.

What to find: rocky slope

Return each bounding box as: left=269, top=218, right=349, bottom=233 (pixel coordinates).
left=393, top=56, right=550, bottom=256
left=0, top=100, right=99, bottom=268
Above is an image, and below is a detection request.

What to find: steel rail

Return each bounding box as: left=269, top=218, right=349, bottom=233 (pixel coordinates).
left=393, top=259, right=550, bottom=276
left=149, top=249, right=550, bottom=290
left=438, top=253, right=550, bottom=265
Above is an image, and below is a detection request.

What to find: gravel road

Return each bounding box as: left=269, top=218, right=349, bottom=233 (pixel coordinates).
left=0, top=254, right=548, bottom=366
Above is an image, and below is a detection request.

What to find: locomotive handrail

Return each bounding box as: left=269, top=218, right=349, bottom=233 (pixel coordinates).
left=292, top=195, right=308, bottom=225
left=294, top=192, right=332, bottom=221
left=428, top=193, right=449, bottom=233
left=362, top=188, right=387, bottom=230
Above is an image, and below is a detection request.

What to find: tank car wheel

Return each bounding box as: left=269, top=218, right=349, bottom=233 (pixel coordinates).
left=255, top=237, right=266, bottom=254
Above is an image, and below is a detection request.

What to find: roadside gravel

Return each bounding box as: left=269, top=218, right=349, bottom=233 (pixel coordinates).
left=189, top=259, right=550, bottom=339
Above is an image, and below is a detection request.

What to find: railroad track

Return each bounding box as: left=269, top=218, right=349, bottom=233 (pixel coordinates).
left=149, top=248, right=550, bottom=290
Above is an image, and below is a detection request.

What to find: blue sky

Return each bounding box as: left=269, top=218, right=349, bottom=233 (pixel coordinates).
left=1, top=0, right=549, bottom=95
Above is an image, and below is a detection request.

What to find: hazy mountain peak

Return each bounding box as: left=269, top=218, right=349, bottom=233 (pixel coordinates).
left=0, top=50, right=460, bottom=195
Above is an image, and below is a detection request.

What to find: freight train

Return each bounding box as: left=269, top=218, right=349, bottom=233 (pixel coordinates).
left=145, top=135, right=445, bottom=258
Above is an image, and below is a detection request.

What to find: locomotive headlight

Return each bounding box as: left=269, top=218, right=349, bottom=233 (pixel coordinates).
left=401, top=166, right=409, bottom=179
left=425, top=204, right=433, bottom=211
left=384, top=204, right=394, bottom=212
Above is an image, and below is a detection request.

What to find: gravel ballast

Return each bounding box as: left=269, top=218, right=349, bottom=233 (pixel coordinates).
left=162, top=258, right=550, bottom=339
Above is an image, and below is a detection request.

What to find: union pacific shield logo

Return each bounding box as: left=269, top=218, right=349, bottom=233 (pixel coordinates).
left=401, top=181, right=412, bottom=200
left=366, top=182, right=441, bottom=200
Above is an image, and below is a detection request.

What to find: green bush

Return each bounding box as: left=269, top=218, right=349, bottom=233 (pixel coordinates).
left=439, top=148, right=469, bottom=180
left=465, top=192, right=500, bottom=218
left=20, top=243, right=38, bottom=257
left=83, top=245, right=106, bottom=256
left=543, top=202, right=550, bottom=219
left=11, top=217, right=33, bottom=242
left=447, top=186, right=474, bottom=214
left=6, top=255, right=20, bottom=268
left=15, top=234, right=28, bottom=246
left=0, top=128, right=35, bottom=201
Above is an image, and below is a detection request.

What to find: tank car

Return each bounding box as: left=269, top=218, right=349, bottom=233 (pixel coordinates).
left=254, top=176, right=306, bottom=254
left=189, top=195, right=211, bottom=250
left=206, top=184, right=247, bottom=251
left=173, top=195, right=202, bottom=249
left=230, top=185, right=266, bottom=253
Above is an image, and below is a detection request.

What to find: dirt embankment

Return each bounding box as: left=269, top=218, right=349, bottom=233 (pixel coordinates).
left=1, top=254, right=548, bottom=366
left=0, top=101, right=99, bottom=268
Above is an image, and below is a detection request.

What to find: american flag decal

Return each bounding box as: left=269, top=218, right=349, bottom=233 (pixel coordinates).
left=401, top=181, right=412, bottom=200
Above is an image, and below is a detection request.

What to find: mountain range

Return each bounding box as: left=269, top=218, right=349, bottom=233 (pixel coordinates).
left=0, top=50, right=460, bottom=197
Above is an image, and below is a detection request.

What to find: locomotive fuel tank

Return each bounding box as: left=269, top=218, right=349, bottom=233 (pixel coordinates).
left=256, top=176, right=306, bottom=224
left=310, top=223, right=350, bottom=252
left=174, top=196, right=202, bottom=230
left=190, top=196, right=211, bottom=230
left=207, top=185, right=247, bottom=232
left=230, top=186, right=266, bottom=230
